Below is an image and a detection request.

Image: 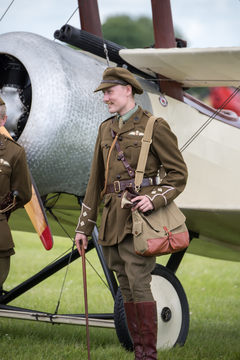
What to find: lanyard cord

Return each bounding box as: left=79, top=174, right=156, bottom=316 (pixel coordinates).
left=0, top=0, right=15, bottom=22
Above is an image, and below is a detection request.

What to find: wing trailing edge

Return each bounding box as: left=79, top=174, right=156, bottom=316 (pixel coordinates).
left=119, top=47, right=240, bottom=87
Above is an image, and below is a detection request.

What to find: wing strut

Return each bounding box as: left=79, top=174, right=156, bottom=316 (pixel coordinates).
left=151, top=0, right=184, bottom=101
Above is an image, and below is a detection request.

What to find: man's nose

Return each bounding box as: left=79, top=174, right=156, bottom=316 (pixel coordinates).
left=103, top=93, right=109, bottom=103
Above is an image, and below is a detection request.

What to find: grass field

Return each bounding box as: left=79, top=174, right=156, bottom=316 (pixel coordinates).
left=0, top=231, right=239, bottom=360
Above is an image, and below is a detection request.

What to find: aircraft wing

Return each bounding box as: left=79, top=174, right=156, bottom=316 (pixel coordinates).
left=119, top=47, right=240, bottom=87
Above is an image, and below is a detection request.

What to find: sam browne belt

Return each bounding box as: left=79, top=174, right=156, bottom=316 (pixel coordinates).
left=105, top=176, right=160, bottom=194
left=100, top=127, right=160, bottom=198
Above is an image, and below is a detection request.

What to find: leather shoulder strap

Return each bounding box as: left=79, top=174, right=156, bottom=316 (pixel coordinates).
left=135, top=115, right=157, bottom=191
left=111, top=129, right=135, bottom=178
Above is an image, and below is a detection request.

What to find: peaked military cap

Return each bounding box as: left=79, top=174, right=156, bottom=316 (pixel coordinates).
left=0, top=97, right=5, bottom=106
left=94, top=67, right=143, bottom=94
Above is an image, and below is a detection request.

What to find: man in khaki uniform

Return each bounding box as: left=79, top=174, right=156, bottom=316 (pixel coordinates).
left=75, top=67, right=188, bottom=359
left=0, top=97, right=32, bottom=293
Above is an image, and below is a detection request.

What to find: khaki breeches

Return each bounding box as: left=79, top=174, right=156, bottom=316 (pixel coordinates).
left=0, top=256, right=10, bottom=287
left=102, top=235, right=156, bottom=302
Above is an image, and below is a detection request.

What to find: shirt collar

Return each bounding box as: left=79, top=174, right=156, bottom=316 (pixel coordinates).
left=117, top=104, right=139, bottom=123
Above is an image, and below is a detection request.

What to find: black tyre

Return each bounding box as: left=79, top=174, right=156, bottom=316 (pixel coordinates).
left=114, top=263, right=189, bottom=351
left=114, top=287, right=133, bottom=351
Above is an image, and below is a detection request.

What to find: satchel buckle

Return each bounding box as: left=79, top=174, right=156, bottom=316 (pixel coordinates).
left=163, top=226, right=172, bottom=240
left=114, top=181, right=121, bottom=193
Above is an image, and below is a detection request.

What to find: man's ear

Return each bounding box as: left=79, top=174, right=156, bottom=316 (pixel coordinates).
left=126, top=84, right=133, bottom=97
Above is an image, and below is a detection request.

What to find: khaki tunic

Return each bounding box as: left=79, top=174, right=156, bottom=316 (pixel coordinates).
left=76, top=106, right=188, bottom=246
left=0, top=134, right=32, bottom=256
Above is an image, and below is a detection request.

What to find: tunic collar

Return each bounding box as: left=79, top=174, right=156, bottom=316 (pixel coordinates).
left=117, top=104, right=139, bottom=124
left=110, top=106, right=143, bottom=135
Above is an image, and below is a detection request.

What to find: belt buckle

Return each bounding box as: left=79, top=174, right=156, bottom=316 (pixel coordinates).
left=114, top=181, right=121, bottom=193
left=156, top=176, right=161, bottom=185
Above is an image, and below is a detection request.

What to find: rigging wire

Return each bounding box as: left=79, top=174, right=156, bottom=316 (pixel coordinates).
left=54, top=242, right=75, bottom=315
left=47, top=207, right=109, bottom=289
left=44, top=197, right=110, bottom=314
left=46, top=246, right=75, bottom=267
left=45, top=194, right=108, bottom=286
left=0, top=0, right=15, bottom=22
left=53, top=6, right=79, bottom=41
left=180, top=86, right=240, bottom=152
left=47, top=207, right=74, bottom=242
left=60, top=3, right=111, bottom=69
left=65, top=6, right=79, bottom=26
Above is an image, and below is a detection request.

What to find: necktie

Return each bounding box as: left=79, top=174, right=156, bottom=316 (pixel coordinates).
left=118, top=116, right=123, bottom=129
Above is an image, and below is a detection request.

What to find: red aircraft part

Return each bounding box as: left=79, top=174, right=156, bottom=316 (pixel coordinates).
left=210, top=87, right=240, bottom=116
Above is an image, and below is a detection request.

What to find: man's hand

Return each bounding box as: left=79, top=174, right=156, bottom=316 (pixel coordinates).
left=131, top=195, right=154, bottom=213
left=75, top=233, right=88, bottom=256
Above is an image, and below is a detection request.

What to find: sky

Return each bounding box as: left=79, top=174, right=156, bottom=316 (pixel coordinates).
left=0, top=0, right=240, bottom=48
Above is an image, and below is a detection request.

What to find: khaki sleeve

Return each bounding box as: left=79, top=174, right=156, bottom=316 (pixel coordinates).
left=145, top=118, right=188, bottom=210
left=75, top=127, right=105, bottom=236
left=11, top=146, right=32, bottom=209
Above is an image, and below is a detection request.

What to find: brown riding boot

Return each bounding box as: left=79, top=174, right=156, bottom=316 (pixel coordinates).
left=135, top=301, right=158, bottom=360
left=124, top=302, right=144, bottom=360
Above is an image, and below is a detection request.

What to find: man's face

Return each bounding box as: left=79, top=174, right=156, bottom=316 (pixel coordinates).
left=0, top=115, right=7, bottom=127
left=103, top=84, right=132, bottom=115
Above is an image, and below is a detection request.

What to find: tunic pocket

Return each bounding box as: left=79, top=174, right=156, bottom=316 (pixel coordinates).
left=0, top=164, right=11, bottom=196
left=122, top=139, right=141, bottom=169
left=101, top=140, right=113, bottom=166
left=0, top=218, right=14, bottom=250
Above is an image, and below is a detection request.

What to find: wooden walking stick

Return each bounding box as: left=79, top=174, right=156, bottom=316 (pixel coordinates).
left=81, top=244, right=91, bottom=360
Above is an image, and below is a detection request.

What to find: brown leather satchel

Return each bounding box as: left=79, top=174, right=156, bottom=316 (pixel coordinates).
left=122, top=116, right=189, bottom=257
left=131, top=200, right=189, bottom=256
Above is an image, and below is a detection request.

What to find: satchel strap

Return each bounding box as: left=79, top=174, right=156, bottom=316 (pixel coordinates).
left=135, top=115, right=157, bottom=191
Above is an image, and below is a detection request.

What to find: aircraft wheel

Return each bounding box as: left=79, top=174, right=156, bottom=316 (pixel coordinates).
left=114, top=287, right=133, bottom=351
left=151, top=263, right=189, bottom=349
left=114, top=263, right=189, bottom=351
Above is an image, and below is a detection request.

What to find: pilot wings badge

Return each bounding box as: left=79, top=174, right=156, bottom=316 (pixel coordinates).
left=128, top=130, right=144, bottom=136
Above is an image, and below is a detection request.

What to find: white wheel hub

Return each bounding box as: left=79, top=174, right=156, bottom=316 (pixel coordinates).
left=151, top=274, right=182, bottom=349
